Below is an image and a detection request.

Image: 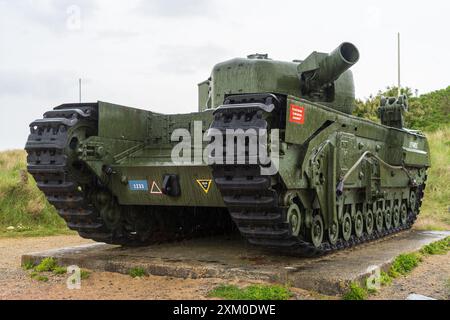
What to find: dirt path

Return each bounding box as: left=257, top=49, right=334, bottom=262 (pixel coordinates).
left=370, top=251, right=450, bottom=300
left=0, top=235, right=316, bottom=300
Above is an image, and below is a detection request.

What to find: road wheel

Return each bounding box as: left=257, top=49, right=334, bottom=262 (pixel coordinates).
left=342, top=212, right=352, bottom=241
left=400, top=203, right=408, bottom=226
left=392, top=204, right=400, bottom=228
left=328, top=220, right=339, bottom=245
left=375, top=208, right=384, bottom=232
left=384, top=206, right=392, bottom=230
left=287, top=204, right=302, bottom=237
left=310, top=215, right=324, bottom=248
left=365, top=209, right=374, bottom=235
left=354, top=210, right=364, bottom=238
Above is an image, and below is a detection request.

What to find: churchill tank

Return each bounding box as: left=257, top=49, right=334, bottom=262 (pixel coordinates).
left=25, top=42, right=430, bottom=256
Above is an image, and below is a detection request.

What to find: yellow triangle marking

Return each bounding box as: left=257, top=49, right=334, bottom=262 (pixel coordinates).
left=151, top=181, right=163, bottom=195
left=196, top=179, right=212, bottom=194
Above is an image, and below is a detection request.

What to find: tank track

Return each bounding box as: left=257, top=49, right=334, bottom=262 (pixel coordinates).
left=210, top=96, right=426, bottom=256
left=25, top=103, right=233, bottom=245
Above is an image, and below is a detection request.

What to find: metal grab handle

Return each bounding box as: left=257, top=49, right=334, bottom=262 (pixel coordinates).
left=336, top=151, right=411, bottom=195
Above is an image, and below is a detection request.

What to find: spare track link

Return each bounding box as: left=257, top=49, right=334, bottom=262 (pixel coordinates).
left=25, top=103, right=133, bottom=244
left=210, top=95, right=425, bottom=257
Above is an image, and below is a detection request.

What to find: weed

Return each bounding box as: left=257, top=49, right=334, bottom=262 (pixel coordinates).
left=22, top=261, right=35, bottom=271
left=34, top=257, right=58, bottom=272
left=128, top=267, right=146, bottom=278
left=343, top=283, right=368, bottom=300
left=389, top=253, right=421, bottom=278
left=420, top=237, right=450, bottom=255
left=208, top=284, right=292, bottom=300
left=80, top=269, right=91, bottom=280
left=52, top=266, right=67, bottom=275
left=30, top=272, right=49, bottom=282
left=380, top=271, right=392, bottom=286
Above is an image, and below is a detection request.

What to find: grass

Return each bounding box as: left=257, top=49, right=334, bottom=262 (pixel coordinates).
left=34, top=257, right=58, bottom=272
left=389, top=253, right=422, bottom=278
left=343, top=283, right=368, bottom=300
left=0, top=150, right=71, bottom=237
left=128, top=267, right=147, bottom=278
left=30, top=272, right=49, bottom=282
left=420, top=237, right=450, bottom=255
left=80, top=269, right=91, bottom=280
left=22, top=261, right=35, bottom=271
left=415, top=127, right=450, bottom=231
left=53, top=266, right=67, bottom=275
left=208, top=284, right=292, bottom=300
left=379, top=271, right=392, bottom=286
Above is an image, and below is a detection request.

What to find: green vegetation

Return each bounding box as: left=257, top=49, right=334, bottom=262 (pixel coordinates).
left=389, top=253, right=422, bottom=278
left=30, top=272, right=49, bottom=282
left=343, top=283, right=368, bottom=300
left=25, top=257, right=90, bottom=282
left=128, top=267, right=147, bottom=278
left=34, top=257, right=58, bottom=272
left=417, top=128, right=450, bottom=230
left=208, top=284, right=292, bottom=300
left=354, top=86, right=450, bottom=132
left=0, top=150, right=71, bottom=237
left=22, top=261, right=35, bottom=271
left=80, top=269, right=91, bottom=280
left=52, top=266, right=67, bottom=275
left=420, top=237, right=450, bottom=255
left=379, top=271, right=392, bottom=286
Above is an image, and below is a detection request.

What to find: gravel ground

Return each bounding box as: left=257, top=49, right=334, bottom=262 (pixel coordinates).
left=0, top=235, right=317, bottom=300
left=0, top=235, right=448, bottom=300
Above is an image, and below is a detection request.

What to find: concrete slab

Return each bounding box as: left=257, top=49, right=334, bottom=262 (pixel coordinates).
left=22, top=230, right=449, bottom=295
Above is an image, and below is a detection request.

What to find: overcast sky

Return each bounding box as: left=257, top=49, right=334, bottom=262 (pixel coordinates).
left=0, top=0, right=449, bottom=151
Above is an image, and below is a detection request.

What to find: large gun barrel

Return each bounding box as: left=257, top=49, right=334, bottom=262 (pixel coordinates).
left=299, top=42, right=360, bottom=93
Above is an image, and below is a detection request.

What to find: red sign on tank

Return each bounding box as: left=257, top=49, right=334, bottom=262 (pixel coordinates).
left=289, top=104, right=305, bottom=124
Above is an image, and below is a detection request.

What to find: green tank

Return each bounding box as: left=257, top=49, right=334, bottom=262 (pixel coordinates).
left=25, top=42, right=430, bottom=256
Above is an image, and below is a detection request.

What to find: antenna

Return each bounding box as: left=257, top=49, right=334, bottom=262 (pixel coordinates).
left=397, top=32, right=401, bottom=96
left=79, top=78, right=82, bottom=103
